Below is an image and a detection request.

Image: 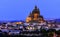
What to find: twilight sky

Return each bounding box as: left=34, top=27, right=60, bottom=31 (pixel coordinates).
left=0, top=0, right=60, bottom=21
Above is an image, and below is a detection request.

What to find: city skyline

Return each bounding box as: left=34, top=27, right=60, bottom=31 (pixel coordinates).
left=0, top=0, right=60, bottom=21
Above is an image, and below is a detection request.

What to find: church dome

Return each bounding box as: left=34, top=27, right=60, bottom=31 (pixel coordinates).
left=32, top=6, right=40, bottom=15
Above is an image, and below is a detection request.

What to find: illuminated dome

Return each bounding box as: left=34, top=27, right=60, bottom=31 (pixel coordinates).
left=26, top=6, right=45, bottom=23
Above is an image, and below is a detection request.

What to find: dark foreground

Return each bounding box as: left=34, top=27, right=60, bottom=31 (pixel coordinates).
left=0, top=29, right=60, bottom=37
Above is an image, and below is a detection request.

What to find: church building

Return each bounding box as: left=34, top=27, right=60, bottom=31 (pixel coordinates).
left=26, top=6, right=46, bottom=23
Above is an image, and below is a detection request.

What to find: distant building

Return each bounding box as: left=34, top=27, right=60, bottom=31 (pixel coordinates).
left=26, top=6, right=46, bottom=23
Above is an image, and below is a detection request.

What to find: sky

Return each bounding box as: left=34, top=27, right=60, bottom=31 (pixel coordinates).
left=0, top=0, right=60, bottom=21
